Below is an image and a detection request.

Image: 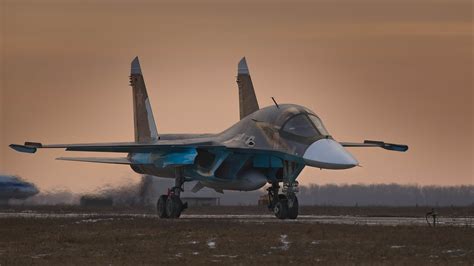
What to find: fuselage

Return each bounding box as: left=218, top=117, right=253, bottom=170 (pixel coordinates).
left=129, top=104, right=358, bottom=191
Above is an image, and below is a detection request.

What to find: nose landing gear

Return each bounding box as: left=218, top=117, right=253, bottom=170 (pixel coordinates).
left=268, top=182, right=299, bottom=220
left=268, top=160, right=302, bottom=220
left=287, top=193, right=299, bottom=219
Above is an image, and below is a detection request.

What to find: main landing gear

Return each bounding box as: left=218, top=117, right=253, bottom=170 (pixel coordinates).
left=157, top=168, right=188, bottom=219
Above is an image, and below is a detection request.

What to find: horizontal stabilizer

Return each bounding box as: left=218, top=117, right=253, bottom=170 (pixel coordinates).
left=57, top=157, right=133, bottom=165
left=341, top=140, right=408, bottom=152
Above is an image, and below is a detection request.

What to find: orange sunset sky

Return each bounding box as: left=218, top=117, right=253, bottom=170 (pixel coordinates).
left=1, top=0, right=472, bottom=193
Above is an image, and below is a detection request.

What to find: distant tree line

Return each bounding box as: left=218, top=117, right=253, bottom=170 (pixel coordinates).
left=297, top=184, right=474, bottom=206
left=150, top=179, right=473, bottom=206
left=97, top=179, right=474, bottom=207
left=17, top=176, right=474, bottom=207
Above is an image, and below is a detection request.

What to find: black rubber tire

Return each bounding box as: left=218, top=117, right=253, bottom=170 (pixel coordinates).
left=157, top=195, right=168, bottom=218
left=287, top=196, right=299, bottom=220
left=166, top=195, right=183, bottom=219
left=274, top=195, right=289, bottom=219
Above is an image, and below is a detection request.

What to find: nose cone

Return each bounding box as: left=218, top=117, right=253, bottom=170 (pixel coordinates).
left=303, top=139, right=358, bottom=169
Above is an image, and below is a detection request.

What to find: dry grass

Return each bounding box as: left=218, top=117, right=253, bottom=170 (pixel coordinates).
left=0, top=208, right=473, bottom=265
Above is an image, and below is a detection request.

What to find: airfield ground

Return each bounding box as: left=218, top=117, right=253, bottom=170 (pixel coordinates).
left=0, top=206, right=472, bottom=265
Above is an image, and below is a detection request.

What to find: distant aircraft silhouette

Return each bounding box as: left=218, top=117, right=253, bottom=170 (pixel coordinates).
left=0, top=175, right=38, bottom=205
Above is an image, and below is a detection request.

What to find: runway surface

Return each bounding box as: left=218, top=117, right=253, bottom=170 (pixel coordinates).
left=0, top=212, right=471, bottom=226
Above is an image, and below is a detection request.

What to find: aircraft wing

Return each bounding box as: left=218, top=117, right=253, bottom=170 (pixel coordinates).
left=56, top=157, right=133, bottom=164
left=10, top=139, right=223, bottom=154
left=340, top=140, right=408, bottom=152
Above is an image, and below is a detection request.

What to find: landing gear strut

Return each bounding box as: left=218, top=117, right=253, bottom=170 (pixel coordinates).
left=268, top=160, right=301, bottom=220
left=157, top=168, right=188, bottom=219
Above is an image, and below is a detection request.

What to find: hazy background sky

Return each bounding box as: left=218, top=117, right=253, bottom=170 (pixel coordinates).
left=1, top=0, right=472, bottom=193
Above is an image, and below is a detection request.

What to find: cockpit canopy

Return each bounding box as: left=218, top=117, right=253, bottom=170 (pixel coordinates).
left=281, top=113, right=329, bottom=139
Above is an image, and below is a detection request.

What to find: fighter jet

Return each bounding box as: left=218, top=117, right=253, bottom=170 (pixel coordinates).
left=10, top=57, right=408, bottom=219
left=0, top=175, right=39, bottom=205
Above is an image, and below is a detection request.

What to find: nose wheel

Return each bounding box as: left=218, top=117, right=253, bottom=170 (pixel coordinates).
left=268, top=183, right=299, bottom=220
left=273, top=195, right=288, bottom=219
left=287, top=194, right=299, bottom=219
left=268, top=160, right=302, bottom=220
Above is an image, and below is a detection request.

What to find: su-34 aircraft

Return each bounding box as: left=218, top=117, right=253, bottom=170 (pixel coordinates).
left=11, top=57, right=408, bottom=219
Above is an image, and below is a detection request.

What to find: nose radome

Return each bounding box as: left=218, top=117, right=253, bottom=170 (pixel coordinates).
left=303, top=139, right=359, bottom=169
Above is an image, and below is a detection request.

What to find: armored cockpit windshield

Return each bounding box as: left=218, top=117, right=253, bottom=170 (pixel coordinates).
left=281, top=113, right=329, bottom=139
left=308, top=114, right=329, bottom=136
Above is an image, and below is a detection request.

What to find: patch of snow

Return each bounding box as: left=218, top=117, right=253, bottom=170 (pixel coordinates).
left=280, top=234, right=290, bottom=251
left=443, top=249, right=465, bottom=257
left=75, top=218, right=114, bottom=224
left=31, top=253, right=51, bottom=259
left=271, top=235, right=290, bottom=251
left=443, top=249, right=463, bottom=253
left=192, top=252, right=199, bottom=255
left=213, top=254, right=238, bottom=258
left=311, top=240, right=321, bottom=245
left=207, top=239, right=216, bottom=249
left=390, top=245, right=405, bottom=249
left=188, top=240, right=199, bottom=245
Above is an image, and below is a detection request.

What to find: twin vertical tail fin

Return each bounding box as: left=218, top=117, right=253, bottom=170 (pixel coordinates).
left=130, top=57, right=159, bottom=143
left=236, top=57, right=259, bottom=120
left=129, top=56, right=257, bottom=141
